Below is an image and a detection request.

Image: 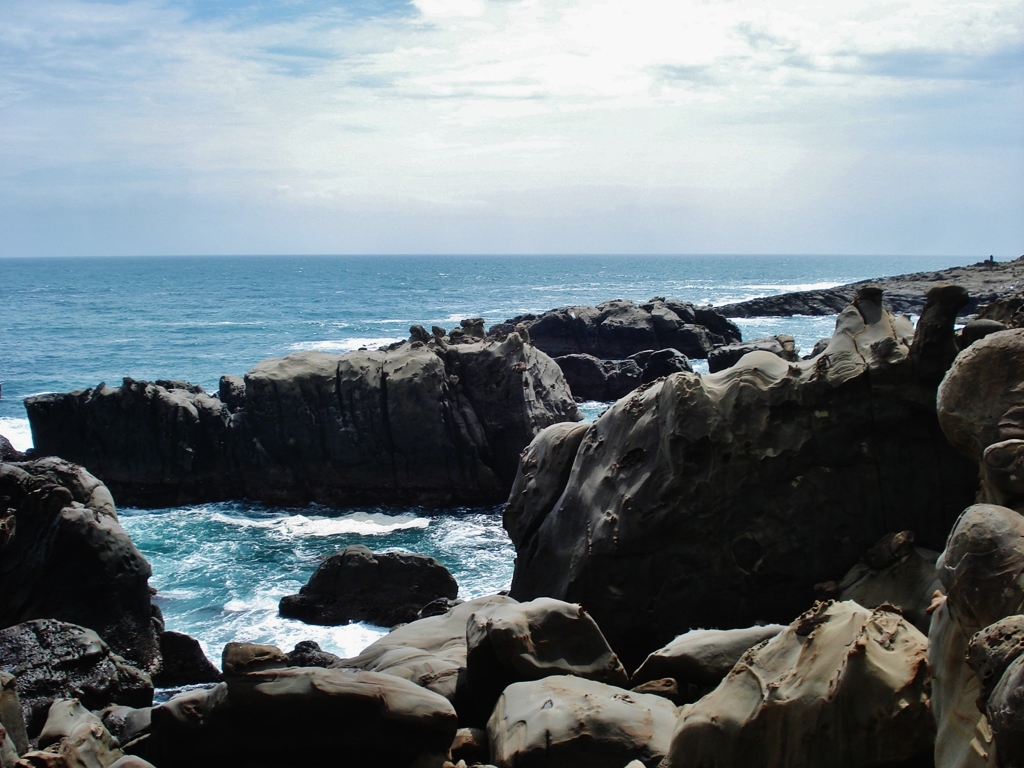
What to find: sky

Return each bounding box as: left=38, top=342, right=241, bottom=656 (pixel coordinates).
left=0, top=0, right=1021, bottom=257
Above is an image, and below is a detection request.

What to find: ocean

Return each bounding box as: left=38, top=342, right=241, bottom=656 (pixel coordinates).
left=0, top=253, right=968, bottom=661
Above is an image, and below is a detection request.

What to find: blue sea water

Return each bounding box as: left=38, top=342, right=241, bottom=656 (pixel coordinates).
left=0, top=253, right=969, bottom=660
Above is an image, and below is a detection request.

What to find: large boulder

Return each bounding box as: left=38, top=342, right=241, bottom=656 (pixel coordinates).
left=552, top=355, right=643, bottom=402
left=278, top=545, right=458, bottom=627
left=662, top=601, right=934, bottom=768
left=337, top=595, right=518, bottom=718
left=25, top=335, right=580, bottom=507
left=464, top=597, right=629, bottom=720
left=506, top=286, right=978, bottom=666
left=0, top=620, right=152, bottom=739
left=497, top=298, right=740, bottom=360
left=707, top=335, right=798, bottom=373
left=26, top=698, right=123, bottom=768
left=487, top=675, right=678, bottom=768
left=145, top=667, right=458, bottom=767
left=0, top=459, right=159, bottom=672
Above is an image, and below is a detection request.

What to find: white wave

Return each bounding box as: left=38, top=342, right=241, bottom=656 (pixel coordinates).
left=209, top=511, right=431, bottom=537
left=741, top=281, right=843, bottom=292
left=287, top=337, right=400, bottom=353
left=0, top=417, right=32, bottom=451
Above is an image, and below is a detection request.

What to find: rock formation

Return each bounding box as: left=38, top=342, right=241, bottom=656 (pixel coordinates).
left=25, top=333, right=579, bottom=508
left=493, top=298, right=741, bottom=360
left=278, top=545, right=458, bottom=628
left=505, top=285, right=978, bottom=667
left=707, top=334, right=798, bottom=373
left=554, top=349, right=693, bottom=402
left=0, top=459, right=160, bottom=672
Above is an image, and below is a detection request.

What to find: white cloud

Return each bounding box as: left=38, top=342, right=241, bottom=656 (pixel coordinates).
left=0, top=0, right=1020, bottom=255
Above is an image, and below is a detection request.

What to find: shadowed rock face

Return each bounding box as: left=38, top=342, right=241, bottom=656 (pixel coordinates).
left=505, top=287, right=978, bottom=668
left=25, top=334, right=579, bottom=508
left=0, top=459, right=160, bottom=672
left=495, top=299, right=741, bottom=360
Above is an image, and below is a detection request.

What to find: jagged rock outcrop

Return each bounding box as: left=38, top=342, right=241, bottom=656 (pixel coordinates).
left=662, top=601, right=934, bottom=768
left=494, top=298, right=740, bottom=360
left=25, top=334, right=580, bottom=507
left=153, top=632, right=221, bottom=687
left=0, top=459, right=160, bottom=672
left=278, top=545, right=458, bottom=628
left=488, top=675, right=679, bottom=768
left=554, top=349, right=693, bottom=402
left=505, top=285, right=978, bottom=666
left=0, top=620, right=152, bottom=739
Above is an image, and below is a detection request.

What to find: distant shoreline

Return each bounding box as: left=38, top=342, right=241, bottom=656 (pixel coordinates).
left=719, top=255, right=1024, bottom=318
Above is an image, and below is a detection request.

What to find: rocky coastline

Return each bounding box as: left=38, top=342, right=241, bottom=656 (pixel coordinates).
left=3, top=267, right=1024, bottom=766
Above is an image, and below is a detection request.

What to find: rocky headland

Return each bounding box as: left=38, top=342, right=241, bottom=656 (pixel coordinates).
left=719, top=254, right=1024, bottom=317
left=5, top=267, right=1024, bottom=766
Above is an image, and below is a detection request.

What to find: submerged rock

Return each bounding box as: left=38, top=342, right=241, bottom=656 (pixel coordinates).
left=25, top=335, right=579, bottom=508
left=278, top=545, right=458, bottom=628
left=506, top=286, right=978, bottom=666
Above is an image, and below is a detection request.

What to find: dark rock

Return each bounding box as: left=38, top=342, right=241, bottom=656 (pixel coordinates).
left=0, top=459, right=159, bottom=672
left=497, top=298, right=740, bottom=360
left=465, top=597, right=628, bottom=721
left=25, top=698, right=124, bottom=766
left=553, top=354, right=642, bottom=401
left=631, top=625, right=785, bottom=700
left=976, top=291, right=1024, bottom=328
left=0, top=436, right=24, bottom=463
left=279, top=545, right=458, bottom=628
left=100, top=704, right=152, bottom=752
left=707, top=335, right=798, bottom=373
left=416, top=598, right=463, bottom=620
left=409, top=324, right=431, bottom=343
left=460, top=318, right=486, bottom=338
left=630, top=677, right=685, bottom=705
left=630, top=348, right=693, bottom=383
left=285, top=640, right=343, bottom=669
left=217, top=375, right=245, bottom=412
left=221, top=642, right=287, bottom=677
left=25, top=335, right=580, bottom=508
left=506, top=288, right=978, bottom=668
left=908, top=284, right=970, bottom=386
left=662, top=601, right=933, bottom=768
left=488, top=676, right=678, bottom=768
left=966, top=615, right=1024, bottom=708
left=958, top=318, right=1008, bottom=349
left=153, top=632, right=221, bottom=687
left=145, top=667, right=458, bottom=767
left=987, top=652, right=1024, bottom=766
left=0, top=672, right=27, bottom=757
left=0, top=620, right=152, bottom=738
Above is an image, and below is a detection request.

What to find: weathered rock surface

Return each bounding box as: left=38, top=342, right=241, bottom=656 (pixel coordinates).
left=719, top=256, right=1024, bottom=317
left=145, top=667, right=458, bottom=767
left=337, top=596, right=518, bottom=716
left=465, top=598, right=629, bottom=719
left=986, top=651, right=1024, bottom=767
left=487, top=675, right=678, bottom=768
left=0, top=620, right=152, bottom=739
left=32, top=698, right=124, bottom=767
left=967, top=616, right=1024, bottom=712
left=25, top=335, right=579, bottom=508
left=506, top=287, right=978, bottom=666
left=496, top=298, right=740, bottom=360
left=0, top=459, right=159, bottom=672
left=0, top=672, right=27, bottom=758
left=630, top=625, right=785, bottom=700
left=663, top=601, right=934, bottom=768
left=707, top=335, right=798, bottom=373
left=836, top=531, right=941, bottom=633
left=279, top=545, right=458, bottom=628
left=554, top=349, right=693, bottom=402
left=0, top=436, right=24, bottom=463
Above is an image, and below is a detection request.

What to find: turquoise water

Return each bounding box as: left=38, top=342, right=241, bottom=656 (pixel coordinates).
left=0, top=253, right=968, bottom=658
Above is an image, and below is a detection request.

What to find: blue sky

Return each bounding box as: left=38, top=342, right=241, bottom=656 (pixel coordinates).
left=0, top=0, right=1021, bottom=256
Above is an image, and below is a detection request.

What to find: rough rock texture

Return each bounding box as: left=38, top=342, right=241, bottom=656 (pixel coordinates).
left=987, top=652, right=1024, bottom=767
left=836, top=531, right=941, bottom=633
left=145, top=667, right=458, bottom=768
left=707, top=335, right=798, bottom=373
left=25, top=336, right=579, bottom=508
left=0, top=437, right=25, bottom=463
left=0, top=459, right=159, bottom=672
left=465, top=598, right=629, bottom=720
left=0, top=672, right=28, bottom=757
left=630, top=625, right=785, bottom=698
left=285, top=641, right=342, bottom=669
left=279, top=545, right=458, bottom=628
left=337, top=596, right=518, bottom=717
left=487, top=675, right=678, bottom=768
left=31, top=698, right=124, bottom=767
left=929, top=504, right=1024, bottom=768
left=152, top=632, right=221, bottom=687
left=554, top=350, right=694, bottom=402
left=967, top=616, right=1024, bottom=711
left=719, top=256, right=1024, bottom=317
left=0, top=620, right=152, bottom=739
left=663, top=601, right=934, bottom=768
left=506, top=287, right=979, bottom=667
left=496, top=299, right=741, bottom=360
